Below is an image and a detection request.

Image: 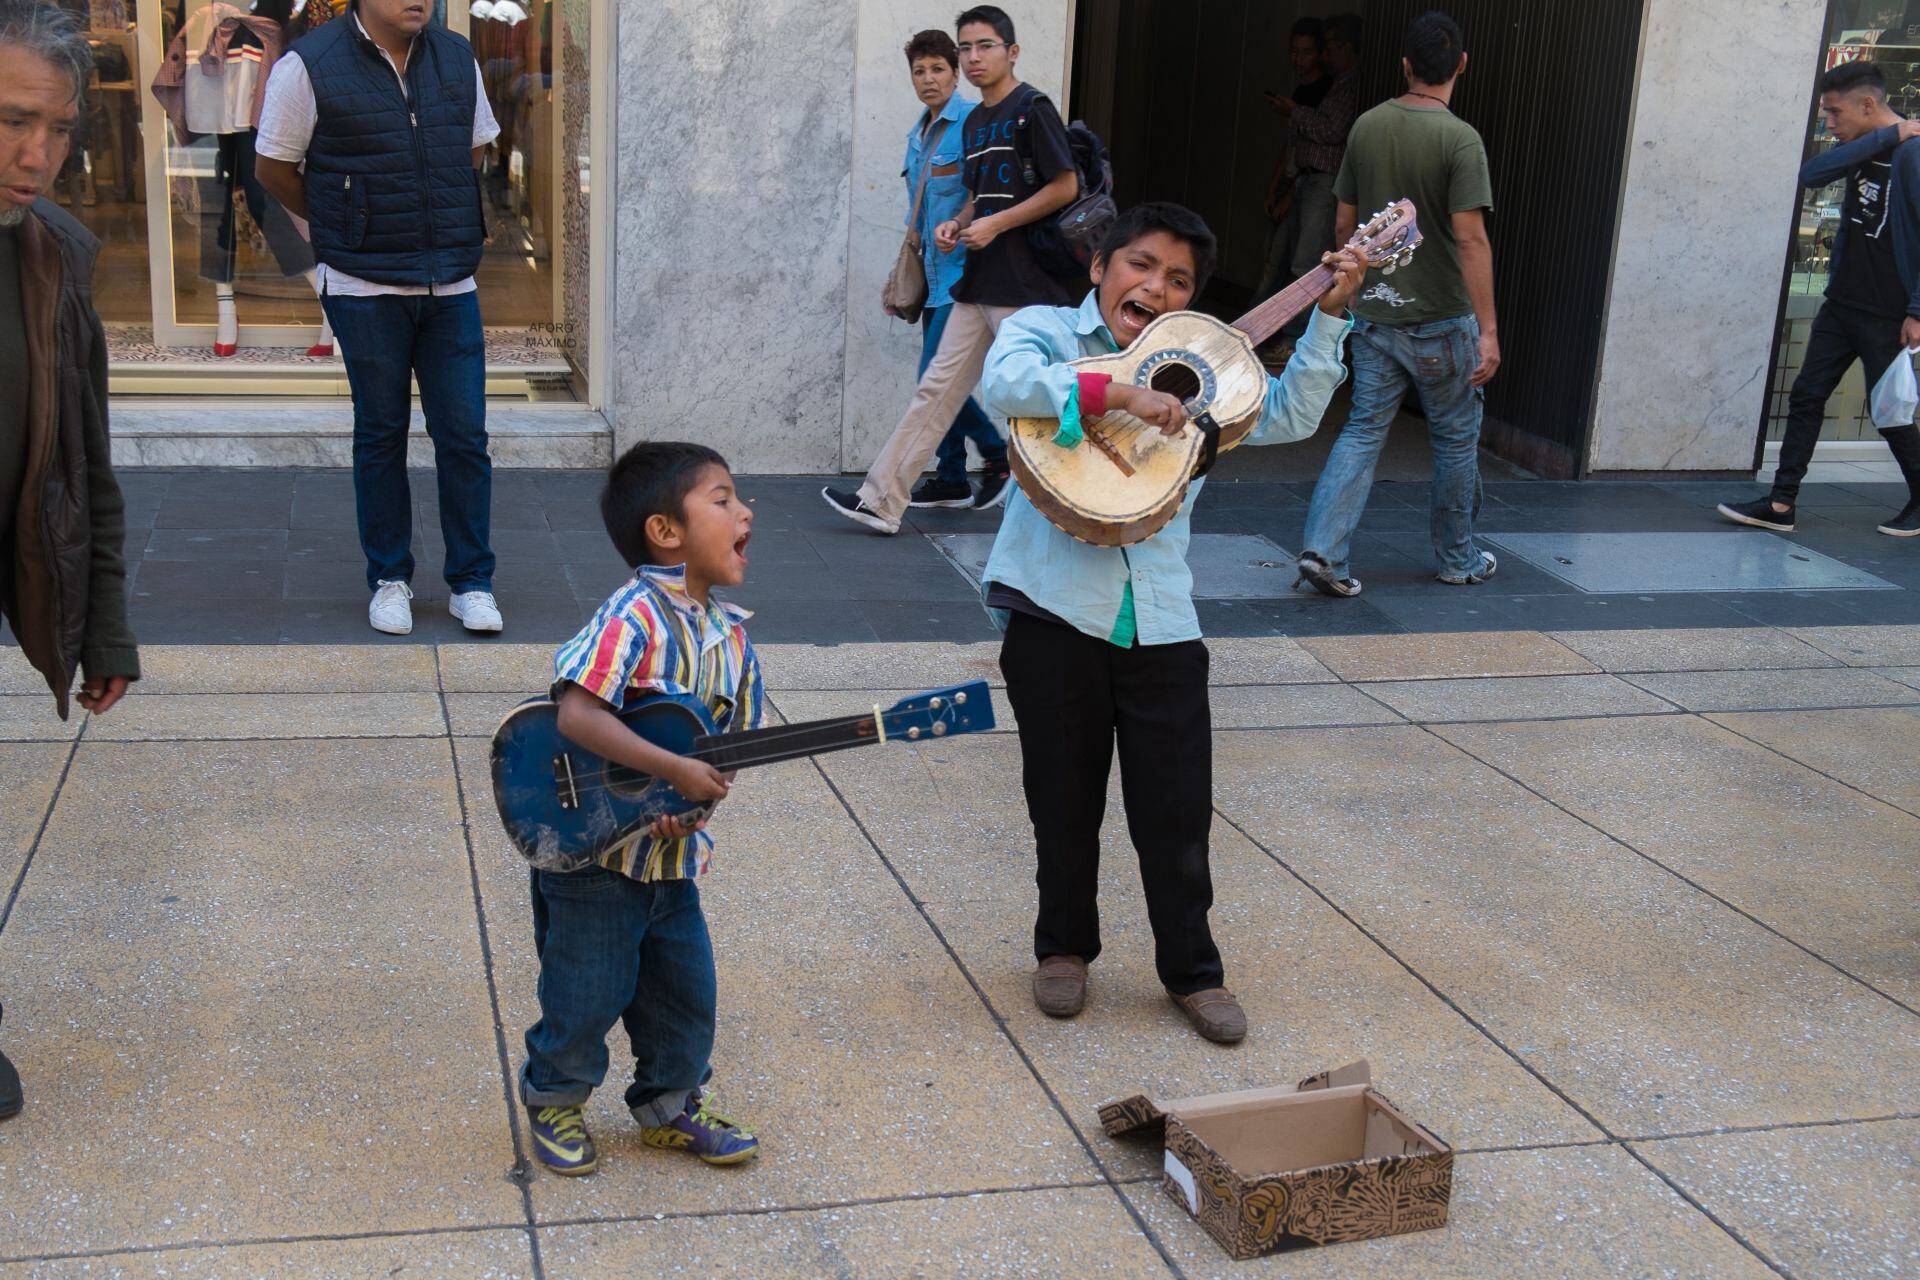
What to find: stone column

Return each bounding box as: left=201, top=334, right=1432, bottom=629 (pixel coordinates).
left=1586, top=0, right=1828, bottom=474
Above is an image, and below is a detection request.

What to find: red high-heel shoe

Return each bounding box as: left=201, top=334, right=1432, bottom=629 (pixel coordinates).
left=213, top=342, right=238, bottom=357
left=306, top=343, right=334, bottom=357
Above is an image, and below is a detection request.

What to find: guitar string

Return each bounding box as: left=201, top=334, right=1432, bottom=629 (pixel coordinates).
left=517, top=707, right=979, bottom=799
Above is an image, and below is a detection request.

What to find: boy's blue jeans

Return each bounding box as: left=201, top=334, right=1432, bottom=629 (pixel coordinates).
left=922, top=303, right=1007, bottom=484
left=519, top=867, right=715, bottom=1126
left=319, top=290, right=496, bottom=594
left=1301, top=313, right=1488, bottom=581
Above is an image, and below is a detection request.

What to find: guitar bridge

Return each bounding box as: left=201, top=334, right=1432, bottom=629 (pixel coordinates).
left=1088, top=427, right=1137, bottom=476
left=552, top=755, right=580, bottom=811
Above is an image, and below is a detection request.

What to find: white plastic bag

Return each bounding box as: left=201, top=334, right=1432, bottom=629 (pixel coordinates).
left=1869, top=347, right=1919, bottom=428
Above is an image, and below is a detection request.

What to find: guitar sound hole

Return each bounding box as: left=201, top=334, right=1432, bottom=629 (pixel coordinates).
left=1148, top=363, right=1202, bottom=405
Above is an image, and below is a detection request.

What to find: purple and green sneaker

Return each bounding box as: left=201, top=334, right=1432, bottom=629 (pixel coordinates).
left=526, top=1103, right=598, bottom=1176
left=640, top=1091, right=759, bottom=1165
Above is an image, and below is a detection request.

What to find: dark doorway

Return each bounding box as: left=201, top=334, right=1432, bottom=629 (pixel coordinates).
left=1069, top=1, right=1645, bottom=478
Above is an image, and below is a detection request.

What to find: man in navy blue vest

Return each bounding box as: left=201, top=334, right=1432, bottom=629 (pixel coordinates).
left=255, top=0, right=504, bottom=635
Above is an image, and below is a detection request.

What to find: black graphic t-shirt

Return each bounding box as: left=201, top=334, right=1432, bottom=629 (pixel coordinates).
left=952, top=84, right=1077, bottom=307
left=1831, top=150, right=1908, bottom=318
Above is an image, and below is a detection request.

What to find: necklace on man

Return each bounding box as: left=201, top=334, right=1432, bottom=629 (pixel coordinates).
left=1406, top=91, right=1450, bottom=109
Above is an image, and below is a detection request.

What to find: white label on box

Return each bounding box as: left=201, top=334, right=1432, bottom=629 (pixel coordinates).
left=1164, top=1149, right=1198, bottom=1214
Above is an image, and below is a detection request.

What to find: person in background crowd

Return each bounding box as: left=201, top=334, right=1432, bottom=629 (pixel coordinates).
left=0, top=0, right=143, bottom=1123
left=1254, top=12, right=1362, bottom=359
left=889, top=28, right=1011, bottom=512
left=253, top=0, right=506, bottom=635
left=1718, top=60, right=1920, bottom=537
left=1297, top=10, right=1500, bottom=597
left=824, top=4, right=1078, bottom=535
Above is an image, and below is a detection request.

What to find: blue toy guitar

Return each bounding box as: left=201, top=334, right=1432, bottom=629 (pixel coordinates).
left=489, top=681, right=995, bottom=871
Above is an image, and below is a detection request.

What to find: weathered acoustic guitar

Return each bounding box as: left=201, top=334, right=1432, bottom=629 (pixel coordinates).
left=1007, top=201, right=1422, bottom=546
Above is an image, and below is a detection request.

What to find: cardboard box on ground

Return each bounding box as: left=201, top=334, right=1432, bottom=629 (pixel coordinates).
left=1100, top=1060, right=1453, bottom=1260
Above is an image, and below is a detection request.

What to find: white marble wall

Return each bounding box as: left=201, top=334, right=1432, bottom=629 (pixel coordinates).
left=840, top=0, right=1075, bottom=470
left=1586, top=0, right=1828, bottom=473
left=603, top=0, right=1073, bottom=473
left=606, top=0, right=860, bottom=473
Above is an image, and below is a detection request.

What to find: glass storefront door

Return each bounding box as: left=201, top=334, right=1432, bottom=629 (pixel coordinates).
left=43, top=0, right=595, bottom=399
left=1767, top=1, right=1919, bottom=445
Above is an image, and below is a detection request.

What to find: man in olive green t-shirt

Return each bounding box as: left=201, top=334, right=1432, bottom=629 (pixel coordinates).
left=1298, top=10, right=1501, bottom=598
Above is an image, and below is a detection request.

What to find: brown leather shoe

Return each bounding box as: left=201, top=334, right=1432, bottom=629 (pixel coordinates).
left=1032, top=956, right=1088, bottom=1017
left=1170, top=987, right=1247, bottom=1043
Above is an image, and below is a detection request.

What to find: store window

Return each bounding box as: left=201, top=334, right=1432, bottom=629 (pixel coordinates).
left=1767, top=2, right=1918, bottom=446
left=44, top=0, right=593, bottom=399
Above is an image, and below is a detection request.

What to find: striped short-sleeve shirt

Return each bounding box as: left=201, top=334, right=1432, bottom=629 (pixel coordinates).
left=552, top=563, right=765, bottom=882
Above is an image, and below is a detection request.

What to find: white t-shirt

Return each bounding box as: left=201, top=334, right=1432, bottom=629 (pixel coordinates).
left=255, top=17, right=501, bottom=297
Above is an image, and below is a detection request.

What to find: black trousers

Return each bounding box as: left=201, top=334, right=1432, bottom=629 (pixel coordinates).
left=998, top=610, right=1224, bottom=995
left=1773, top=300, right=1920, bottom=502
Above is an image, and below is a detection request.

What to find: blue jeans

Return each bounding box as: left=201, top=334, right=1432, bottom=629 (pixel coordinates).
left=923, top=303, right=1006, bottom=484
left=1301, top=314, right=1487, bottom=581
left=319, top=291, right=495, bottom=594
left=519, top=867, right=716, bottom=1124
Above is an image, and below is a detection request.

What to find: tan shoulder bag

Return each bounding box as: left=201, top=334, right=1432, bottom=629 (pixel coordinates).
left=883, top=118, right=953, bottom=324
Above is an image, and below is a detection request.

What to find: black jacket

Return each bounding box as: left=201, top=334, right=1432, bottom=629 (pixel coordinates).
left=3, top=199, right=138, bottom=718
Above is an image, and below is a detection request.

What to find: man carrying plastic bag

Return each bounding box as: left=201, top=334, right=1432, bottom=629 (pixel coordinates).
left=1719, top=60, right=1920, bottom=538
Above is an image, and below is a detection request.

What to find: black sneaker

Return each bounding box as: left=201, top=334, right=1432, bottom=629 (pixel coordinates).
left=973, top=467, right=1012, bottom=510
left=1878, top=499, right=1920, bottom=536
left=1295, top=552, right=1362, bottom=598
left=909, top=478, right=974, bottom=509
left=820, top=487, right=900, bottom=534
left=1717, top=496, right=1795, bottom=531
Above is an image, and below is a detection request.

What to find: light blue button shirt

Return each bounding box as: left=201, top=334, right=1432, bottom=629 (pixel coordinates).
left=980, top=291, right=1352, bottom=646
left=905, top=91, right=976, bottom=310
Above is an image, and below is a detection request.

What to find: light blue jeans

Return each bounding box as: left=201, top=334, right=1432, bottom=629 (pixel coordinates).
left=1301, top=313, right=1487, bottom=581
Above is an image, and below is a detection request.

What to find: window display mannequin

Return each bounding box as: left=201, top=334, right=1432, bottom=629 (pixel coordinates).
left=152, top=0, right=333, bottom=356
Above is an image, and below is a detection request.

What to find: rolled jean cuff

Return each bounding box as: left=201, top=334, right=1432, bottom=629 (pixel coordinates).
left=519, top=1065, right=592, bottom=1109
left=629, top=1088, right=691, bottom=1128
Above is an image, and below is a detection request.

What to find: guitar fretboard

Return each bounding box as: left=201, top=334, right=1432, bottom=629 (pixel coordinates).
left=1231, top=264, right=1335, bottom=349
left=692, top=714, right=880, bottom=773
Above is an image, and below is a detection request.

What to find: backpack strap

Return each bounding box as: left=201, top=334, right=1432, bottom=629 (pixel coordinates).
left=1011, top=85, right=1048, bottom=187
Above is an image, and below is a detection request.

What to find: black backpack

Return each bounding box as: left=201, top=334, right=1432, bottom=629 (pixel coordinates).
left=1011, top=88, right=1117, bottom=279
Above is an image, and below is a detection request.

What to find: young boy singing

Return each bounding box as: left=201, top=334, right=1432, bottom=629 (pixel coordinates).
left=520, top=442, right=764, bottom=1175
left=980, top=202, right=1364, bottom=1043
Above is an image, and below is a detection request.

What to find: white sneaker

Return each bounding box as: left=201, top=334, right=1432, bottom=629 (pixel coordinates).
left=369, top=579, right=414, bottom=634
left=450, top=590, right=504, bottom=632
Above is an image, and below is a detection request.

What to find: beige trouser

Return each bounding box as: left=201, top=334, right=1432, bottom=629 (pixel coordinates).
left=858, top=301, right=1019, bottom=522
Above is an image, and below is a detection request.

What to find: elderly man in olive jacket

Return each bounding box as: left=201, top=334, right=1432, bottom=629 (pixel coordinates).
left=0, top=0, right=141, bottom=1122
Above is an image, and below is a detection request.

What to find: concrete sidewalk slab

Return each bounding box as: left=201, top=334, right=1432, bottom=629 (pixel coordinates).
left=1632, top=1120, right=1920, bottom=1280
left=1438, top=715, right=1920, bottom=1005
left=0, top=739, right=521, bottom=1256
left=1621, top=667, right=1920, bottom=712
left=1299, top=631, right=1598, bottom=681
left=0, top=743, right=67, bottom=893
left=817, top=738, right=1602, bottom=1169
left=536, top=1186, right=1167, bottom=1279
left=1789, top=624, right=1920, bottom=666
left=0, top=698, right=83, bottom=742
left=1710, top=707, right=1920, bottom=817
left=81, top=692, right=448, bottom=740
left=129, top=644, right=440, bottom=694
left=1356, top=673, right=1675, bottom=723
left=1124, top=1145, right=1777, bottom=1278
left=1212, top=725, right=1920, bottom=1134
left=0, top=1230, right=540, bottom=1278
left=1547, top=626, right=1843, bottom=673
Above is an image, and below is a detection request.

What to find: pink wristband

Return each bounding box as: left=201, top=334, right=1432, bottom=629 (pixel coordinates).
left=1078, top=372, right=1112, bottom=417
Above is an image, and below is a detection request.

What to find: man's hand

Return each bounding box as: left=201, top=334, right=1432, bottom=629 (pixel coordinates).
left=664, top=758, right=730, bottom=803
left=958, top=214, right=1002, bottom=251
left=1110, top=384, right=1189, bottom=436
left=1266, top=191, right=1293, bottom=223
left=1266, top=92, right=1296, bottom=116
left=1469, top=330, right=1502, bottom=387
left=1901, top=316, right=1920, bottom=350
left=1317, top=247, right=1368, bottom=315
left=1899, top=119, right=1920, bottom=143
left=933, top=219, right=963, bottom=253
left=77, top=675, right=130, bottom=715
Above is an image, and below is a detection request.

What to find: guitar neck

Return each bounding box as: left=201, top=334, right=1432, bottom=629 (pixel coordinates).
left=691, top=712, right=885, bottom=773
left=1230, top=264, right=1334, bottom=349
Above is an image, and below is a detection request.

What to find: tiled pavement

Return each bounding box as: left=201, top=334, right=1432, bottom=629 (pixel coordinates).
left=83, top=464, right=1920, bottom=649
left=1, top=625, right=1916, bottom=1277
